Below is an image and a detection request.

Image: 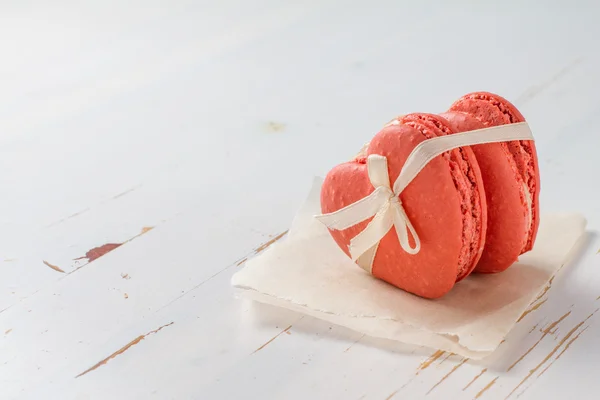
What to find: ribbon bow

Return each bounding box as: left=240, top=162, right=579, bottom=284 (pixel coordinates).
left=315, top=155, right=419, bottom=271
left=315, top=122, right=534, bottom=273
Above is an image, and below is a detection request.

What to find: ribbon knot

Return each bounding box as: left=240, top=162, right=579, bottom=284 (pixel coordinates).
left=388, top=192, right=400, bottom=204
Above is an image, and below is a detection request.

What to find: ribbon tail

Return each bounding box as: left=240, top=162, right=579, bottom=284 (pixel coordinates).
left=348, top=202, right=394, bottom=261
left=392, top=205, right=420, bottom=254
left=356, top=243, right=379, bottom=274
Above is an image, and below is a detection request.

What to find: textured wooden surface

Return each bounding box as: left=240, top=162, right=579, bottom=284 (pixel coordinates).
left=1, top=1, right=599, bottom=399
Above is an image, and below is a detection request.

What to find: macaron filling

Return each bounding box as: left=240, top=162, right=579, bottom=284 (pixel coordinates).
left=507, top=141, right=536, bottom=250
left=398, top=116, right=481, bottom=280
left=523, top=182, right=533, bottom=238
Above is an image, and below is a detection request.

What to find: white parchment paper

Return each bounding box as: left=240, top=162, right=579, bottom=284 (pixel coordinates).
left=231, top=178, right=587, bottom=359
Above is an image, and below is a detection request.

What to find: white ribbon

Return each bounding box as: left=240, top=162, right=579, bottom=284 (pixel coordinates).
left=315, top=122, right=534, bottom=272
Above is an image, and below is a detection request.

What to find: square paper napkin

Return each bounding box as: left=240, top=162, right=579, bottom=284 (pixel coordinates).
left=232, top=178, right=587, bottom=359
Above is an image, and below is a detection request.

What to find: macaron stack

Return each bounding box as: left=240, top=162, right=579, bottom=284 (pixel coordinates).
left=320, top=92, right=540, bottom=299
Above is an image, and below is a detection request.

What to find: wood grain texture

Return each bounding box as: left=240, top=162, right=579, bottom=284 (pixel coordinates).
left=1, top=1, right=600, bottom=399
left=75, top=322, right=174, bottom=378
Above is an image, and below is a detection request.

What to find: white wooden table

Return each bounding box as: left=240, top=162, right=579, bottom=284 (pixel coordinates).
left=1, top=1, right=599, bottom=399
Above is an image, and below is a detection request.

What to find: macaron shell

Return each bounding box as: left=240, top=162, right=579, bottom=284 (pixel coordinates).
left=321, top=124, right=465, bottom=299
left=447, top=93, right=524, bottom=126
left=449, top=92, right=540, bottom=254
left=441, top=111, right=528, bottom=273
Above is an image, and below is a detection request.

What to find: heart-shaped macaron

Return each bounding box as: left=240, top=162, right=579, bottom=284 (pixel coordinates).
left=320, top=114, right=487, bottom=299
left=441, top=92, right=540, bottom=273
